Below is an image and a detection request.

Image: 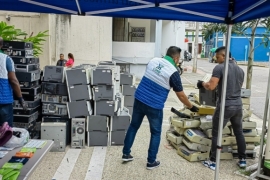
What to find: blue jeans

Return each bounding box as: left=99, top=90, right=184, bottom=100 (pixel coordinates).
left=122, top=99, right=163, bottom=163
left=0, top=104, right=13, bottom=127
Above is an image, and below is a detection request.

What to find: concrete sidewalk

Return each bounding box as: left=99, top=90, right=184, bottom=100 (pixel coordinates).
left=28, top=68, right=262, bottom=180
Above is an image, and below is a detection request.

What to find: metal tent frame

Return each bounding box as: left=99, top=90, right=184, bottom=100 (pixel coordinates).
left=1, top=0, right=270, bottom=179
left=249, top=53, right=270, bottom=180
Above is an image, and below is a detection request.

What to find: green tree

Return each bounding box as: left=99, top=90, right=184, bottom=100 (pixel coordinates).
left=0, top=21, right=48, bottom=57
left=24, top=30, right=49, bottom=57
left=0, top=22, right=27, bottom=40
left=202, top=23, right=227, bottom=43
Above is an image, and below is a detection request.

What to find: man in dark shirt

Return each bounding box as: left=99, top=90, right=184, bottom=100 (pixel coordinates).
left=197, top=46, right=246, bottom=170
left=56, top=54, right=67, bottom=66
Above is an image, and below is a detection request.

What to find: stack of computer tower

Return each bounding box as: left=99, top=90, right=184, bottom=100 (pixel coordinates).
left=2, top=41, right=41, bottom=139
left=88, top=61, right=129, bottom=146
left=110, top=106, right=131, bottom=146
left=120, top=73, right=136, bottom=116
left=40, top=65, right=70, bottom=152
left=65, top=67, right=94, bottom=149
left=89, top=62, right=118, bottom=146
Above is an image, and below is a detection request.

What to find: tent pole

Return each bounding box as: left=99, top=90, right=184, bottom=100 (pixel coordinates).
left=75, top=0, right=82, bottom=14
left=214, top=24, right=232, bottom=180
left=249, top=60, right=270, bottom=180
left=155, top=20, right=162, bottom=57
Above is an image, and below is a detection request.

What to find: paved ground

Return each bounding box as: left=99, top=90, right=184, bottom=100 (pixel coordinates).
left=28, top=62, right=264, bottom=180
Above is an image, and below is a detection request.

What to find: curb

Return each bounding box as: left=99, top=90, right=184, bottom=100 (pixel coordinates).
left=182, top=84, right=195, bottom=88
left=237, top=63, right=268, bottom=68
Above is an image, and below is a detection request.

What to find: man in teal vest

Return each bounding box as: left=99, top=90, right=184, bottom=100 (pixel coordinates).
left=0, top=37, right=27, bottom=127
left=122, top=46, right=199, bottom=169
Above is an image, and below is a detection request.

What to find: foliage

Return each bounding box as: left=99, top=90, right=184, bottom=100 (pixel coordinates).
left=261, top=18, right=270, bottom=48
left=0, top=21, right=49, bottom=57
left=24, top=30, right=49, bottom=57
left=0, top=21, right=27, bottom=40
left=239, top=169, right=253, bottom=176
left=202, top=23, right=227, bottom=41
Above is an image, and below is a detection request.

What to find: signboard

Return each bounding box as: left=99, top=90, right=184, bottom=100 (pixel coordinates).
left=131, top=27, right=145, bottom=42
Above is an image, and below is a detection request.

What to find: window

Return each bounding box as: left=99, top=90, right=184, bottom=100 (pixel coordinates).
left=198, top=44, right=202, bottom=54
left=113, top=18, right=128, bottom=41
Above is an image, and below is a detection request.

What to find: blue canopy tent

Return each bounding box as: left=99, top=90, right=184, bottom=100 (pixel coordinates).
left=0, top=0, right=270, bottom=179
left=0, top=0, right=269, bottom=23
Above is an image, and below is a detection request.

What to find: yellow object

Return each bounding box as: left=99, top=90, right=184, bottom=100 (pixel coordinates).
left=184, top=102, right=216, bottom=115
left=232, top=143, right=255, bottom=150
left=184, top=129, right=212, bottom=146
left=180, top=108, right=200, bottom=118
left=182, top=137, right=211, bottom=152
left=170, top=117, right=200, bottom=129
left=220, top=153, right=233, bottom=160
left=242, top=98, right=250, bottom=105
left=166, top=131, right=183, bottom=145
left=173, top=126, right=185, bottom=135
left=177, top=146, right=209, bottom=162
left=222, top=136, right=260, bottom=145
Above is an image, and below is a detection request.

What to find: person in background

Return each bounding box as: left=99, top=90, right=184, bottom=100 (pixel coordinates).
left=197, top=46, right=246, bottom=170
left=56, top=54, right=67, bottom=66
left=65, top=53, right=75, bottom=68
left=122, top=46, right=199, bottom=170
left=0, top=37, right=27, bottom=127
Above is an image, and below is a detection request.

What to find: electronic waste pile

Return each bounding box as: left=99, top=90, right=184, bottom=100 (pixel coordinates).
left=166, top=88, right=260, bottom=162
left=39, top=61, right=136, bottom=151
left=0, top=38, right=137, bottom=153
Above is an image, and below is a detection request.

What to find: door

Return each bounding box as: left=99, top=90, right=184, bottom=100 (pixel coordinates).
left=188, top=43, right=192, bottom=53
left=198, top=44, right=202, bottom=54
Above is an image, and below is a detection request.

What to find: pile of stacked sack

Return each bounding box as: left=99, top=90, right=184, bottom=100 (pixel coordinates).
left=166, top=93, right=260, bottom=162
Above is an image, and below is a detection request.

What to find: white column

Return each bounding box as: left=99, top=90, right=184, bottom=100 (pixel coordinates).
left=155, top=20, right=163, bottom=57
left=192, top=22, right=199, bottom=73
left=215, top=33, right=218, bottom=47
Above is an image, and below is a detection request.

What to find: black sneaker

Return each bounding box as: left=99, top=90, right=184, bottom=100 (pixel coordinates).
left=146, top=161, right=160, bottom=170
left=122, top=154, right=134, bottom=162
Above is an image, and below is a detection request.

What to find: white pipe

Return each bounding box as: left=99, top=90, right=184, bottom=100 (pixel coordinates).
left=19, top=0, right=77, bottom=14
left=155, top=20, right=162, bottom=57
left=75, top=0, right=82, bottom=14
left=214, top=24, right=232, bottom=180
left=215, top=33, right=218, bottom=47
left=269, top=47, right=270, bottom=65
left=193, top=22, right=199, bottom=73
left=161, top=5, right=223, bottom=21
left=232, top=0, right=266, bottom=20
left=252, top=51, right=270, bottom=179
left=245, top=45, right=247, bottom=63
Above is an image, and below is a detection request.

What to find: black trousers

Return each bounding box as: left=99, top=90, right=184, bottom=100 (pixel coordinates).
left=210, top=105, right=246, bottom=161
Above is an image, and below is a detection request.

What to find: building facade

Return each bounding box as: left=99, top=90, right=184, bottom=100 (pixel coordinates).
left=112, top=18, right=186, bottom=79
left=184, top=21, right=207, bottom=58
left=0, top=12, right=193, bottom=79
left=205, top=27, right=270, bottom=62
left=0, top=11, right=112, bottom=68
